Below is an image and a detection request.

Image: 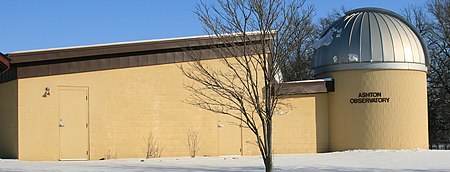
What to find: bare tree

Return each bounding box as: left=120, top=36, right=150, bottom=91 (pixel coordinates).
left=427, top=0, right=450, bottom=145
left=427, top=0, right=450, bottom=96
left=281, top=3, right=316, bottom=81
left=403, top=0, right=450, bottom=146
left=181, top=0, right=314, bottom=171
left=288, top=7, right=346, bottom=81
left=143, top=131, right=165, bottom=158
left=283, top=7, right=346, bottom=82
left=317, top=7, right=346, bottom=34
left=186, top=129, right=201, bottom=158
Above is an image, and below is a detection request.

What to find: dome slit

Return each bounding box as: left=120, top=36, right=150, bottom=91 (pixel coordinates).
left=370, top=13, right=384, bottom=62
left=375, top=13, right=395, bottom=62
left=360, top=12, right=372, bottom=62
left=348, top=12, right=362, bottom=47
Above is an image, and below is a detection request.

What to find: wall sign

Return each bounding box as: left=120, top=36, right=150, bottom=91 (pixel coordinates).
left=349, top=92, right=390, bottom=104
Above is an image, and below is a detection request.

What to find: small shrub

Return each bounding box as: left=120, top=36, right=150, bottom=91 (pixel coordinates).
left=144, top=131, right=165, bottom=158
left=104, top=149, right=117, bottom=160
left=186, top=129, right=201, bottom=158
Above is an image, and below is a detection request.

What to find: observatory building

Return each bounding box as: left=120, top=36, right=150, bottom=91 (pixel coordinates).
left=0, top=8, right=428, bottom=161
left=312, top=8, right=429, bottom=151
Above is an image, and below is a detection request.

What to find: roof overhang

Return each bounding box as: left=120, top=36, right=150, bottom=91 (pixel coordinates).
left=7, top=32, right=272, bottom=64
left=0, top=53, right=10, bottom=74
left=0, top=32, right=273, bottom=83
left=276, top=78, right=334, bottom=95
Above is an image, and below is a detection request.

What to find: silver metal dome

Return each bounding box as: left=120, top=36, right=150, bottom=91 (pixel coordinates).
left=313, top=8, right=429, bottom=75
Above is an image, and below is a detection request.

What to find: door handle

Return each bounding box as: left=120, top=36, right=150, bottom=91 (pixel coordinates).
left=59, top=119, right=65, bottom=127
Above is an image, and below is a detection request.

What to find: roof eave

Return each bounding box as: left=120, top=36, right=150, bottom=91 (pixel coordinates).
left=7, top=31, right=273, bottom=64
left=0, top=53, right=10, bottom=74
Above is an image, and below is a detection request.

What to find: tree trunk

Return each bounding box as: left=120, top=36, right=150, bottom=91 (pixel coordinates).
left=265, top=118, right=273, bottom=172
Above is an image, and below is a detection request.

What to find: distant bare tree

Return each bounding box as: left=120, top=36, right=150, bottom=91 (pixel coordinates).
left=427, top=0, right=450, bottom=145
left=403, top=0, right=450, bottom=145
left=317, top=7, right=346, bottom=34
left=181, top=0, right=314, bottom=171
left=281, top=3, right=316, bottom=81
left=402, top=4, right=429, bottom=35
left=427, top=0, right=450, bottom=96
left=285, top=7, right=345, bottom=81
left=283, top=7, right=347, bottom=81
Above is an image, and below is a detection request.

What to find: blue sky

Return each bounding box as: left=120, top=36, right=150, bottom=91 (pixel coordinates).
left=1, top=0, right=427, bottom=53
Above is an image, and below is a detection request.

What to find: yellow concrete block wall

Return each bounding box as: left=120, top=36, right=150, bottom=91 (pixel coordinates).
left=16, top=57, right=326, bottom=160
left=0, top=80, right=18, bottom=158
left=18, top=61, right=220, bottom=160
left=242, top=94, right=329, bottom=155
left=314, top=94, right=329, bottom=153
left=273, top=96, right=318, bottom=154
left=325, top=70, right=428, bottom=151
left=274, top=94, right=329, bottom=154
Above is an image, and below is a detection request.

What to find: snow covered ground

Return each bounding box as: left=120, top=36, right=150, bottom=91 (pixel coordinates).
left=1, top=150, right=450, bottom=172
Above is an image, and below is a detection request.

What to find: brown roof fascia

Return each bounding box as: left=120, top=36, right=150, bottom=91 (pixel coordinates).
left=8, top=33, right=270, bottom=64
left=276, top=78, right=334, bottom=95
left=0, top=53, right=10, bottom=74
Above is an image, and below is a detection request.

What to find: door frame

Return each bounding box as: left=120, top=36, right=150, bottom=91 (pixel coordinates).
left=58, top=86, right=90, bottom=161
left=217, top=114, right=243, bottom=156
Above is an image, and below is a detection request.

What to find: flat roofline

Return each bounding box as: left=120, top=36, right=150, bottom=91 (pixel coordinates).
left=0, top=32, right=272, bottom=83
left=9, top=35, right=213, bottom=55
left=8, top=31, right=270, bottom=55
left=6, top=31, right=272, bottom=64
